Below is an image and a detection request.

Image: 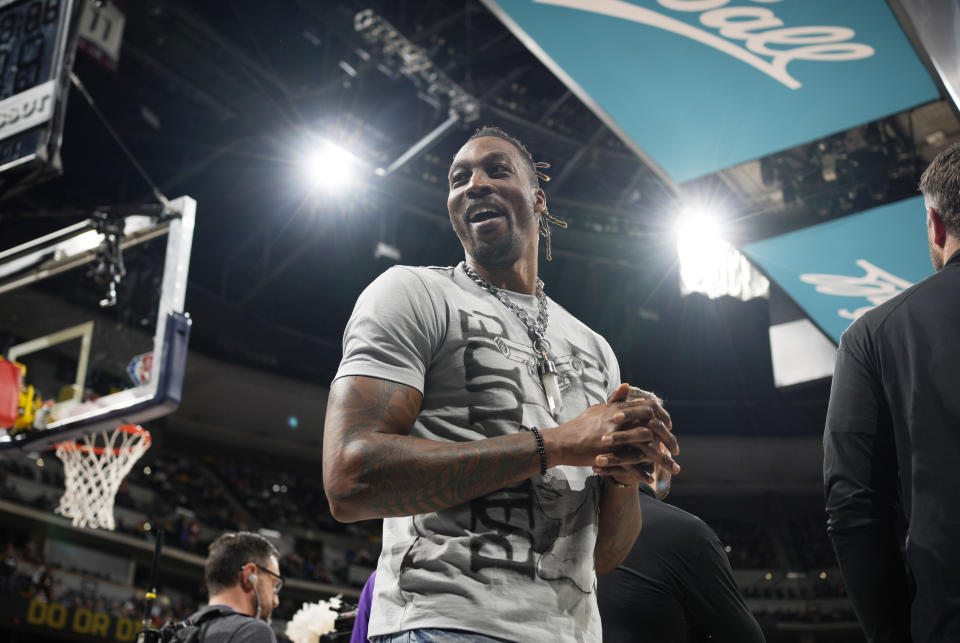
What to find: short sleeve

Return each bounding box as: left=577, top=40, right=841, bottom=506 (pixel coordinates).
left=683, top=528, right=765, bottom=643
left=234, top=619, right=277, bottom=643
left=334, top=267, right=445, bottom=394
left=600, top=338, right=621, bottom=400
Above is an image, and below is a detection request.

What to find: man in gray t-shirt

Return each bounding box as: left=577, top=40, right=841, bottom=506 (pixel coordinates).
left=323, top=126, right=680, bottom=643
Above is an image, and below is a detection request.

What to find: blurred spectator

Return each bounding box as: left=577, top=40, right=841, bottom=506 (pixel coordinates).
left=31, top=561, right=53, bottom=602
left=1, top=543, right=16, bottom=592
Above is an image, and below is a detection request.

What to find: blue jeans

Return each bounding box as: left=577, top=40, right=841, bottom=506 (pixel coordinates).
left=372, top=629, right=513, bottom=642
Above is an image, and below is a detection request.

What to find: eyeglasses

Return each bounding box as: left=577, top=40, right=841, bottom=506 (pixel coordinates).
left=252, top=563, right=284, bottom=594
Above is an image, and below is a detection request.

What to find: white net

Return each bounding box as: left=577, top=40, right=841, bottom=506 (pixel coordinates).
left=54, top=425, right=151, bottom=530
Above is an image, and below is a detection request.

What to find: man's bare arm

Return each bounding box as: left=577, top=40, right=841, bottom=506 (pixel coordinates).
left=322, top=375, right=543, bottom=522
left=594, top=479, right=643, bottom=574
left=323, top=376, right=682, bottom=523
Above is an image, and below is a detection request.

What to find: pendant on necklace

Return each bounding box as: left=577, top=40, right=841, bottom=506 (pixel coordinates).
left=537, top=349, right=563, bottom=419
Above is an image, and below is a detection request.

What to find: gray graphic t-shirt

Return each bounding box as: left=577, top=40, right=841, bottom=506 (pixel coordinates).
left=334, top=264, right=620, bottom=643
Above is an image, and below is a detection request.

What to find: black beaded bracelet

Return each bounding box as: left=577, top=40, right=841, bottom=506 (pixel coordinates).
left=523, top=425, right=548, bottom=475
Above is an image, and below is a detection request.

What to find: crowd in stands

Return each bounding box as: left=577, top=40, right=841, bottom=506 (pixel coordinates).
left=754, top=603, right=857, bottom=624
left=199, top=454, right=340, bottom=533
left=709, top=516, right=779, bottom=569
left=667, top=494, right=846, bottom=578
left=668, top=496, right=782, bottom=569
left=743, top=578, right=848, bottom=601
left=0, top=540, right=191, bottom=626
left=0, top=536, right=325, bottom=642
left=124, top=455, right=248, bottom=534
left=786, top=514, right=844, bottom=571
left=739, top=574, right=857, bottom=624
left=1, top=443, right=862, bottom=634
left=0, top=457, right=62, bottom=512
left=2, top=448, right=380, bottom=589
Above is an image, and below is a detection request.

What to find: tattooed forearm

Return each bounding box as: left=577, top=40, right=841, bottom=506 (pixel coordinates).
left=322, top=376, right=542, bottom=522
left=594, top=481, right=642, bottom=574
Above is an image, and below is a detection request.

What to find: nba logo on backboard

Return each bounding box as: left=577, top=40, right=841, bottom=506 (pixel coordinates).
left=127, top=352, right=154, bottom=387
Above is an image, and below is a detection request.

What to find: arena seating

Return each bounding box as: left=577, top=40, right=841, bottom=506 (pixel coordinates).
left=1, top=443, right=859, bottom=640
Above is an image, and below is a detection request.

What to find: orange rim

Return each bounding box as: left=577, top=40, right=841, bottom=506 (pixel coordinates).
left=55, top=424, right=151, bottom=455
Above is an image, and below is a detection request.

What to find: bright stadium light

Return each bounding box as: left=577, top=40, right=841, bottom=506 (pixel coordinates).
left=675, top=207, right=769, bottom=301
left=302, top=141, right=356, bottom=191
left=676, top=210, right=723, bottom=275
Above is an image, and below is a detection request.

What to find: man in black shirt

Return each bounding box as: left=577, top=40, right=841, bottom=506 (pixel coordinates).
left=597, top=418, right=764, bottom=642
left=187, top=531, right=282, bottom=642
left=824, top=142, right=960, bottom=643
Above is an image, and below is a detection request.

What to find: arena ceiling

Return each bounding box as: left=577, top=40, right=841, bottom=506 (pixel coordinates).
left=3, top=0, right=959, bottom=439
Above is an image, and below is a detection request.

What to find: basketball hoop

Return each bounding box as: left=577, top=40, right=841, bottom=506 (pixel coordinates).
left=54, top=424, right=152, bottom=530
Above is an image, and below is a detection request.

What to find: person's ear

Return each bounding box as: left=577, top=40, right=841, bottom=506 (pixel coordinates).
left=928, top=206, right=947, bottom=248
left=240, top=563, right=257, bottom=590
left=533, top=187, right=546, bottom=215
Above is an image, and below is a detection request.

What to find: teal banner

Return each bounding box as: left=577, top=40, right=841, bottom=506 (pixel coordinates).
left=743, top=196, right=933, bottom=343
left=484, top=0, right=940, bottom=182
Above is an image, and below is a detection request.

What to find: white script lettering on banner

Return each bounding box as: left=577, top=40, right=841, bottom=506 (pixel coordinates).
left=533, top=0, right=875, bottom=89
left=799, top=259, right=913, bottom=322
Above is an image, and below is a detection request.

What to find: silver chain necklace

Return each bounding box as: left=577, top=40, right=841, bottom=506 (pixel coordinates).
left=462, top=263, right=564, bottom=419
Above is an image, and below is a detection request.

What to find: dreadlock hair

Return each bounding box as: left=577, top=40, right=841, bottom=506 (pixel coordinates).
left=467, top=125, right=567, bottom=260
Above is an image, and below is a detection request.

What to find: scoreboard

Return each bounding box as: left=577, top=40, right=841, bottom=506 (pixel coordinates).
left=0, top=0, right=78, bottom=187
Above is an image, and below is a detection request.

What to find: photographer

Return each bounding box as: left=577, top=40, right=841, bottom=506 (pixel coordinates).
left=186, top=532, right=282, bottom=643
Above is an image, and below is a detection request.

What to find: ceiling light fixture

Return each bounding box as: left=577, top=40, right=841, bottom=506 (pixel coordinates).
left=675, top=206, right=769, bottom=301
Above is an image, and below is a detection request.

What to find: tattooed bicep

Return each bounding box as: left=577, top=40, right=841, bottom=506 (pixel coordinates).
left=327, top=376, right=423, bottom=438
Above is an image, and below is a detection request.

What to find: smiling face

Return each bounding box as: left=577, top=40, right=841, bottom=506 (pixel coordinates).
left=447, top=136, right=545, bottom=266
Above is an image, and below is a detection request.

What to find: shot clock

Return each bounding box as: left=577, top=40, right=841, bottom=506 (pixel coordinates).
left=0, top=0, right=79, bottom=190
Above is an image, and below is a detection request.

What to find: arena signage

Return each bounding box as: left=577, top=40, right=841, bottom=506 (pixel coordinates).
left=742, top=196, right=932, bottom=344
left=0, top=597, right=140, bottom=642
left=482, top=0, right=940, bottom=182
left=0, top=81, right=56, bottom=139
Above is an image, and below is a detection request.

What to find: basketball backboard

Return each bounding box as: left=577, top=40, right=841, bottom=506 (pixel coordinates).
left=0, top=195, right=195, bottom=450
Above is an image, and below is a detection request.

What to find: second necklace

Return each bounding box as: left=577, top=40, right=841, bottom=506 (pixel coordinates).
left=462, top=263, right=564, bottom=420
